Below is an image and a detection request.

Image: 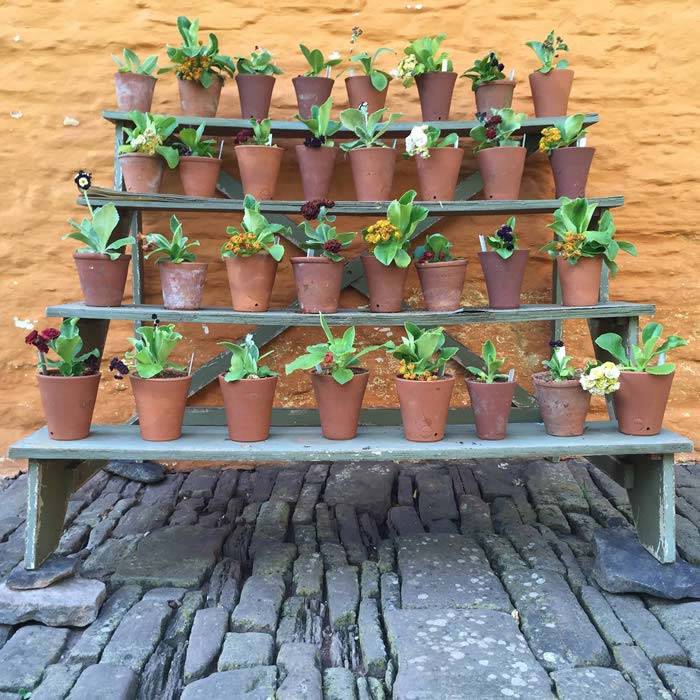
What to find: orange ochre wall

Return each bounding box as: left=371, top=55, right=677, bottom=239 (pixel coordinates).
left=1, top=0, right=698, bottom=471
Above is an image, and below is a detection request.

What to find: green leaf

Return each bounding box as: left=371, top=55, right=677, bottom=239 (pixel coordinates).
left=646, top=363, right=676, bottom=375
left=332, top=367, right=354, bottom=385
left=594, top=333, right=629, bottom=365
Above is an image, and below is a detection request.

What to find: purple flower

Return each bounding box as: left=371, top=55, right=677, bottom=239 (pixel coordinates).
left=301, top=199, right=335, bottom=220
left=234, top=129, right=252, bottom=145
left=40, top=328, right=60, bottom=340
left=549, top=340, right=564, bottom=348
left=323, top=239, right=342, bottom=254
left=84, top=355, right=100, bottom=374
left=304, top=135, right=325, bottom=148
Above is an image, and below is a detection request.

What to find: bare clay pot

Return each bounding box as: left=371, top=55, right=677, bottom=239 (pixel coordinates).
left=130, top=374, right=191, bottom=442
left=361, top=254, right=408, bottom=312
left=312, top=369, right=369, bottom=440
left=395, top=375, right=455, bottom=442
left=293, top=76, right=335, bottom=119
left=549, top=147, right=595, bottom=199
left=557, top=256, right=602, bottom=306
left=177, top=76, right=223, bottom=117
left=219, top=374, right=277, bottom=442
left=295, top=145, right=337, bottom=201
left=37, top=372, right=100, bottom=441
left=119, top=153, right=164, bottom=193
left=225, top=254, right=278, bottom=311
left=114, top=72, right=156, bottom=112
left=347, top=147, right=396, bottom=201
left=416, top=259, right=466, bottom=311
left=73, top=252, right=131, bottom=307
left=179, top=156, right=222, bottom=198
left=478, top=250, right=529, bottom=309
left=466, top=379, right=515, bottom=440
left=533, top=373, right=591, bottom=437
left=235, top=145, right=283, bottom=200
left=415, top=147, right=464, bottom=201
left=345, top=75, right=389, bottom=113
left=415, top=71, right=457, bottom=121
left=291, top=257, right=344, bottom=313
left=613, top=371, right=675, bottom=436
left=476, top=146, right=526, bottom=200
left=529, top=69, right=574, bottom=117
left=474, top=79, right=516, bottom=114
left=158, top=261, right=208, bottom=310
left=236, top=74, right=275, bottom=120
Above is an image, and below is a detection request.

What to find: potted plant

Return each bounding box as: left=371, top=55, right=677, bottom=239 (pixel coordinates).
left=294, top=45, right=342, bottom=118
left=361, top=190, right=428, bottom=312
left=295, top=96, right=341, bottom=200
left=470, top=108, right=527, bottom=200
left=65, top=173, right=135, bottom=307
left=235, top=47, right=282, bottom=120
left=346, top=47, right=394, bottom=113
left=594, top=323, right=688, bottom=435
left=462, top=51, right=515, bottom=115
left=118, top=111, right=180, bottom=193
left=383, top=324, right=457, bottom=442
left=539, top=114, right=593, bottom=198
left=285, top=314, right=380, bottom=439
left=396, top=34, right=456, bottom=121
left=112, top=48, right=159, bottom=113
left=26, top=318, right=101, bottom=440
left=541, top=198, right=636, bottom=306
left=413, top=233, right=466, bottom=311
left=339, top=103, right=401, bottom=201
left=404, top=125, right=462, bottom=201
left=176, top=123, right=222, bottom=198
left=221, top=194, right=288, bottom=311
left=234, top=118, right=284, bottom=200
left=292, top=205, right=354, bottom=313
left=144, top=215, right=207, bottom=310
left=218, top=334, right=278, bottom=442
left=465, top=340, right=514, bottom=440
left=526, top=31, right=572, bottom=117
left=161, top=16, right=235, bottom=117
left=478, top=217, right=529, bottom=309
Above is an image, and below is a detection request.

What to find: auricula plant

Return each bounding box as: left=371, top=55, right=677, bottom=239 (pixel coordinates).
left=466, top=340, right=510, bottom=383
left=118, top=111, right=180, bottom=168
left=219, top=334, right=276, bottom=381
left=221, top=195, right=288, bottom=261
left=484, top=216, right=519, bottom=259
left=539, top=114, right=587, bottom=154
left=112, top=48, right=159, bottom=76
left=236, top=47, right=283, bottom=75
left=295, top=96, right=341, bottom=147
left=396, top=35, right=453, bottom=87
left=299, top=45, right=342, bottom=77
left=404, top=125, right=458, bottom=159
left=122, top=323, right=186, bottom=379
left=349, top=47, right=395, bottom=92
left=299, top=207, right=354, bottom=262
left=527, top=30, right=569, bottom=74
left=541, top=340, right=577, bottom=381
left=177, top=123, right=218, bottom=157
left=339, top=103, right=402, bottom=151
left=144, top=215, right=199, bottom=264
left=413, top=233, right=455, bottom=264
left=462, top=51, right=506, bottom=90
left=25, top=318, right=100, bottom=377
left=470, top=108, right=526, bottom=152
left=383, top=323, right=457, bottom=380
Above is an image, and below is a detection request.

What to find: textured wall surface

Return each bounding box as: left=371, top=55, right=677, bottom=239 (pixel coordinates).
left=1, top=0, right=698, bottom=469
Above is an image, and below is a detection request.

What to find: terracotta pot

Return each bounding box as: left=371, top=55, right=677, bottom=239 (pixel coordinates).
left=235, top=145, right=283, bottom=200
left=130, top=374, right=191, bottom=441
left=466, top=379, right=515, bottom=440
left=416, top=259, right=466, bottom=311
left=474, top=80, right=516, bottom=115
left=224, top=254, right=278, bottom=311
left=177, top=76, right=223, bottom=117
left=533, top=373, right=591, bottom=437
left=347, top=147, right=396, bottom=201
left=114, top=72, right=156, bottom=112
left=179, top=156, right=222, bottom=198
left=73, top=252, right=131, bottom=307
left=119, top=153, right=164, bottom=193
left=291, top=257, right=344, bottom=313
left=312, top=369, right=369, bottom=439
left=476, top=146, right=526, bottom=200
left=293, top=76, right=334, bottom=119
left=557, top=256, right=601, bottom=306
left=158, top=261, right=208, bottom=310
left=550, top=147, right=595, bottom=199
left=529, top=69, right=574, bottom=117
left=37, top=372, right=100, bottom=440
left=236, top=74, right=275, bottom=120
left=218, top=374, right=277, bottom=442
left=478, top=250, right=529, bottom=309
left=613, top=371, right=675, bottom=436
left=414, top=147, right=464, bottom=201
left=295, top=145, right=337, bottom=200
left=415, top=71, right=457, bottom=121
left=395, top=375, right=455, bottom=442
left=361, top=254, right=408, bottom=312
left=345, top=75, right=389, bottom=113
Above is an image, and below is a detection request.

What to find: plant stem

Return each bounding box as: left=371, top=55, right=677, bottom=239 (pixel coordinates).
left=37, top=349, right=47, bottom=375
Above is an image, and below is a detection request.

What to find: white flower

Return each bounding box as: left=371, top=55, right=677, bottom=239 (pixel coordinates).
left=602, top=362, right=620, bottom=379
left=406, top=125, right=430, bottom=157
left=328, top=51, right=341, bottom=61
left=389, top=68, right=399, bottom=78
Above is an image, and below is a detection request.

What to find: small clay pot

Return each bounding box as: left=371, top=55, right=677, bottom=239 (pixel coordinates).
left=557, top=256, right=601, bottom=306
left=395, top=374, right=455, bottom=442
left=478, top=250, right=529, bottom=309
left=476, top=146, right=526, bottom=200
left=224, top=254, right=278, bottom=311
left=361, top=254, right=408, bottom=312
left=293, top=76, right=334, bottom=119
left=295, top=145, right=337, bottom=200
left=529, top=69, right=574, bottom=117
left=415, top=71, right=457, bottom=121
left=549, top=147, right=595, bottom=199
left=219, top=374, right=277, bottom=442
left=291, top=257, right=344, bottom=313
left=466, top=379, right=515, bottom=440
left=73, top=252, right=131, bottom=307
left=130, top=374, right=191, bottom=442
left=474, top=79, right=516, bottom=115
left=177, top=76, right=223, bottom=117
left=179, top=156, right=222, bottom=198
left=347, top=147, right=397, bottom=201
left=345, top=75, right=389, bottom=113
left=312, top=369, right=369, bottom=440
left=114, top=72, right=156, bottom=112
left=416, top=259, right=466, bottom=311
left=235, top=145, right=284, bottom=200
left=414, top=147, right=464, bottom=201
left=37, top=372, right=100, bottom=441
left=236, top=74, right=275, bottom=120
left=533, top=373, right=591, bottom=437
left=158, top=261, right=208, bottom=310
left=119, top=153, right=165, bottom=193
left=613, top=371, right=675, bottom=436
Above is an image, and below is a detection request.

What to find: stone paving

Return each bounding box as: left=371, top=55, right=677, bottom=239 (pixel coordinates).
left=0, top=457, right=698, bottom=699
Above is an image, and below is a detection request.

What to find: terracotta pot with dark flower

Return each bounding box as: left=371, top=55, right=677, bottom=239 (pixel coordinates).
left=462, top=51, right=515, bottom=115
left=414, top=234, right=466, bottom=312
left=235, top=118, right=283, bottom=200
left=176, top=123, right=222, bottom=198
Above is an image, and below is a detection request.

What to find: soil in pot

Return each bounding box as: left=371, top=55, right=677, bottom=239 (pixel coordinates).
left=529, top=69, right=574, bottom=117
left=236, top=74, right=275, bottom=120
left=235, top=145, right=283, bottom=200
left=613, top=371, right=675, bottom=436
left=557, top=256, right=601, bottom=306
left=179, top=156, right=222, bottom=198
left=291, top=257, right=344, bottom=313
left=361, top=254, right=408, bottom=312
left=415, top=147, right=464, bottom=201
left=293, top=76, right=334, bottom=119
left=466, top=379, right=515, bottom=440
left=225, top=254, right=278, bottom=311
left=295, top=145, right=337, bottom=201
left=549, top=147, right=595, bottom=199
left=312, top=368, right=369, bottom=439
left=218, top=374, right=277, bottom=441
left=38, top=371, right=100, bottom=440
left=130, top=373, right=191, bottom=441
left=476, top=146, right=526, bottom=200
left=74, top=252, right=131, bottom=307
left=415, top=71, right=457, bottom=121
left=533, top=373, right=591, bottom=437
left=395, top=374, right=455, bottom=442
left=178, top=76, right=223, bottom=117
left=478, top=250, right=529, bottom=309
left=345, top=75, right=388, bottom=113
left=347, top=147, right=396, bottom=201
left=119, top=153, right=164, bottom=193
left=416, top=259, right=466, bottom=311
left=158, top=262, right=208, bottom=310
left=114, top=73, right=156, bottom=112
left=474, top=80, right=515, bottom=115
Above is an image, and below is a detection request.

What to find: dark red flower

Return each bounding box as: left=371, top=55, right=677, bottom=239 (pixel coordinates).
left=323, top=352, right=334, bottom=365
left=485, top=126, right=497, bottom=139
left=109, top=357, right=129, bottom=378
left=24, top=330, right=39, bottom=346
left=40, top=328, right=60, bottom=340
left=323, top=239, right=342, bottom=254
left=35, top=339, right=50, bottom=354
left=234, top=129, right=252, bottom=145
left=300, top=199, right=335, bottom=220
left=304, top=135, right=325, bottom=148
left=418, top=250, right=435, bottom=264
left=84, top=354, right=100, bottom=374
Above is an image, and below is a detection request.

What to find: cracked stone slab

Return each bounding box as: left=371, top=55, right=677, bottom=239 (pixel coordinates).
left=324, top=667, right=357, bottom=699
left=657, top=664, right=700, bottom=700
left=181, top=667, right=278, bottom=699
left=504, top=524, right=566, bottom=574
left=30, top=662, right=83, bottom=700
left=249, top=500, right=291, bottom=554
left=67, top=663, right=138, bottom=700
left=613, top=645, right=672, bottom=700
left=293, top=553, right=323, bottom=598
left=416, top=471, right=458, bottom=522
left=184, top=607, right=229, bottom=683
left=551, top=667, right=637, bottom=699
left=526, top=460, right=588, bottom=514
left=359, top=598, right=387, bottom=678
left=104, top=459, right=165, bottom=483
left=647, top=599, right=700, bottom=666
left=231, top=575, right=285, bottom=634
left=579, top=585, right=633, bottom=647
left=326, top=565, right=359, bottom=630
left=252, top=542, right=297, bottom=580
left=324, top=462, right=398, bottom=520
left=218, top=632, right=274, bottom=671
left=276, top=642, right=321, bottom=700
left=6, top=555, right=78, bottom=590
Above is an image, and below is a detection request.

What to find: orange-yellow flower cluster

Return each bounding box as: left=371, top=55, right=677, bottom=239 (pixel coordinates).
left=176, top=55, right=213, bottom=82
left=363, top=219, right=401, bottom=249
left=398, top=359, right=439, bottom=381
left=223, top=231, right=263, bottom=256
left=555, top=231, right=586, bottom=260
left=538, top=126, right=562, bottom=152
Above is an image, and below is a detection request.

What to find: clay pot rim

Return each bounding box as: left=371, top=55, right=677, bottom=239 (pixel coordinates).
left=293, top=75, right=335, bottom=83
left=532, top=372, right=582, bottom=387
left=477, top=145, right=527, bottom=154
left=37, top=371, right=101, bottom=381
left=395, top=374, right=454, bottom=384
left=73, top=251, right=132, bottom=261
left=234, top=144, right=283, bottom=151
left=465, top=378, right=515, bottom=386
left=415, top=258, right=466, bottom=269
left=179, top=155, right=222, bottom=163
left=157, top=260, right=208, bottom=268
left=310, top=367, right=369, bottom=378
left=114, top=71, right=157, bottom=82
left=618, top=369, right=674, bottom=378
left=295, top=143, right=338, bottom=152
left=477, top=79, right=516, bottom=87
left=290, top=256, right=341, bottom=265
left=224, top=252, right=276, bottom=261
left=178, top=74, right=224, bottom=85
left=417, top=70, right=458, bottom=77
left=557, top=254, right=601, bottom=265
left=118, top=152, right=161, bottom=160
left=478, top=249, right=530, bottom=257
left=236, top=73, right=275, bottom=81
left=218, top=373, right=278, bottom=384
left=129, top=374, right=191, bottom=383
left=529, top=68, right=574, bottom=78
left=347, top=145, right=396, bottom=153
